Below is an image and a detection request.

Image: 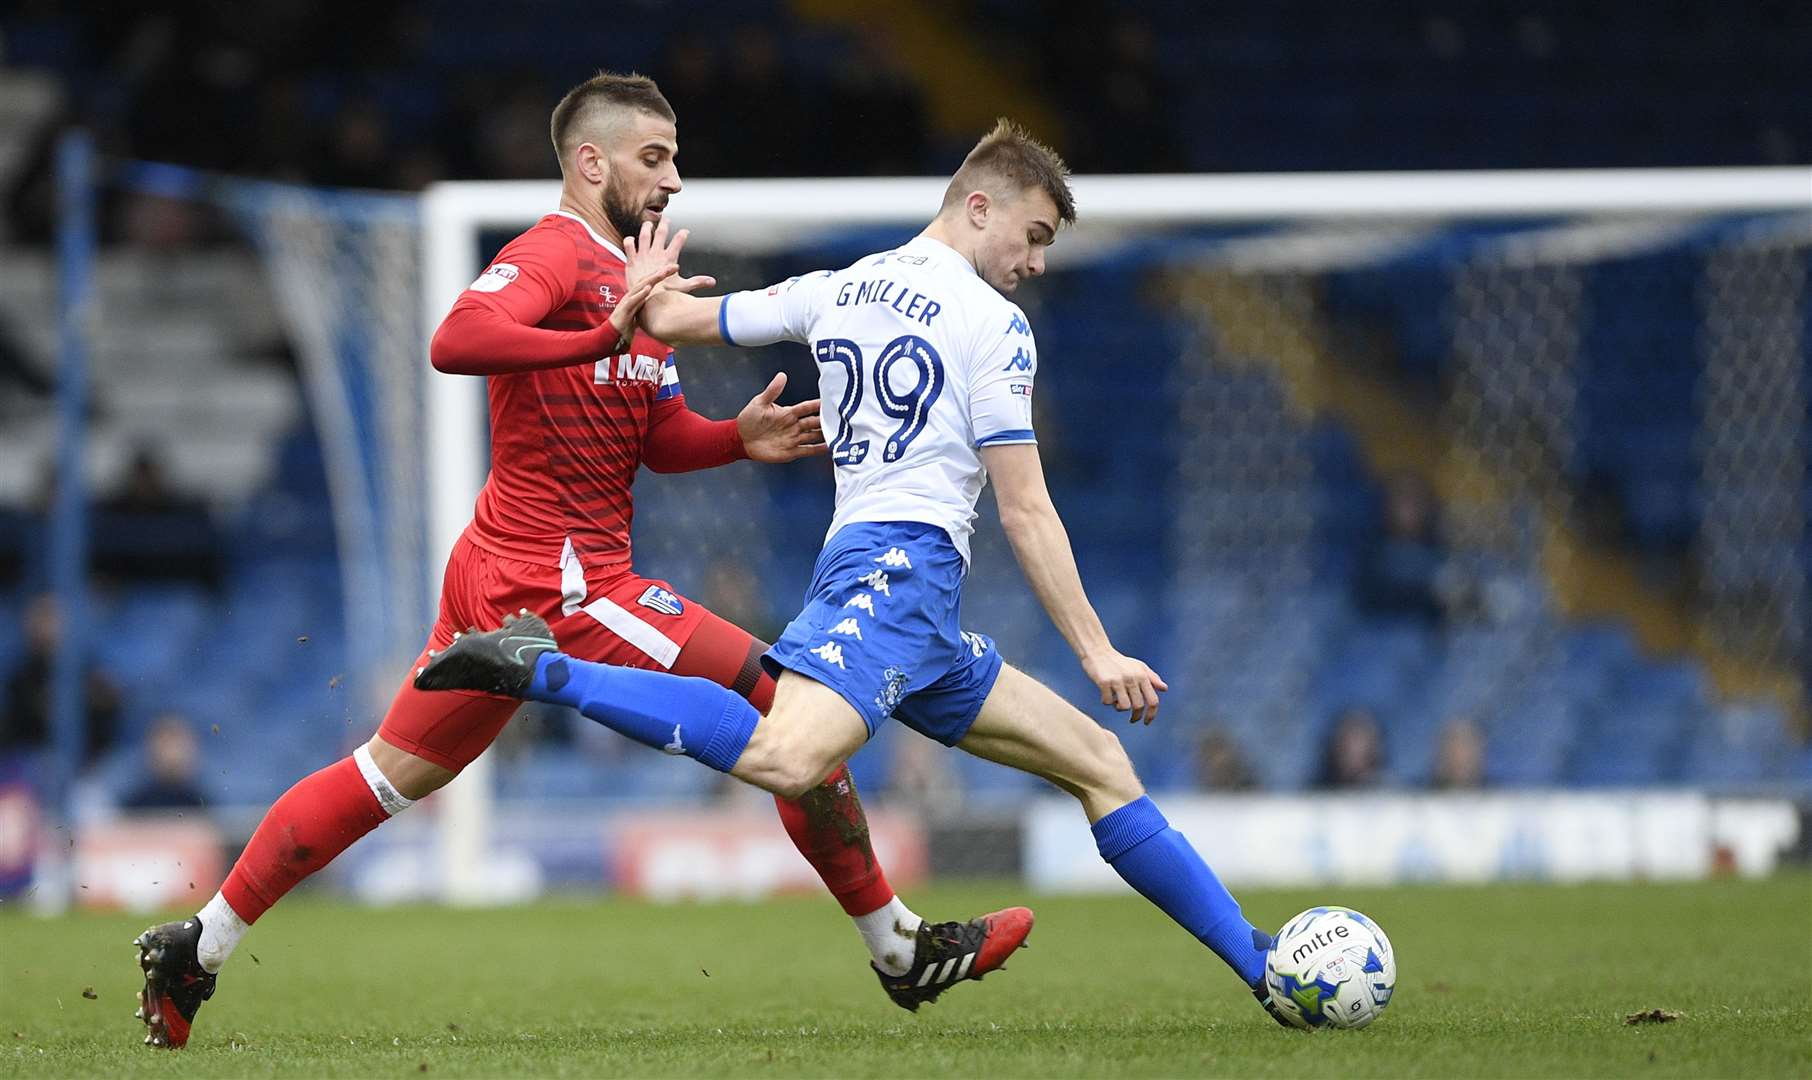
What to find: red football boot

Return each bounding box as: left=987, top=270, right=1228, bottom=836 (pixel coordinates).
left=873, top=906, right=1034, bottom=1011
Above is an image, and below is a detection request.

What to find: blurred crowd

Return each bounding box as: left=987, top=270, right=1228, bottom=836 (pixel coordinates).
left=0, top=1, right=1801, bottom=819
left=5, top=0, right=1801, bottom=247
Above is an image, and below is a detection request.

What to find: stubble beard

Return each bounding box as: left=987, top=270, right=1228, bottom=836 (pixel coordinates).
left=601, top=176, right=645, bottom=245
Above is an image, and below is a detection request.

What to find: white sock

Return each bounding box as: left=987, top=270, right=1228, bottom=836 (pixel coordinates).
left=195, top=892, right=250, bottom=974
left=854, top=896, right=923, bottom=977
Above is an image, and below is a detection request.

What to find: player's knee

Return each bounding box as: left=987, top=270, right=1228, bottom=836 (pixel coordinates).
left=732, top=726, right=834, bottom=800
left=1083, top=727, right=1141, bottom=802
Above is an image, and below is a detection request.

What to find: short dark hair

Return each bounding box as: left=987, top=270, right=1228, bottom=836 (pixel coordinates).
left=549, top=71, right=675, bottom=162
left=941, top=118, right=1076, bottom=227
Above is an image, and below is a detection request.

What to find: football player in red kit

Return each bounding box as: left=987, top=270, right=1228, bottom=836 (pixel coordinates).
left=131, top=72, right=1029, bottom=1049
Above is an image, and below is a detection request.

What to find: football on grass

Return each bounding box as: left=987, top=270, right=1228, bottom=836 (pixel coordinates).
left=1264, top=906, right=1396, bottom=1030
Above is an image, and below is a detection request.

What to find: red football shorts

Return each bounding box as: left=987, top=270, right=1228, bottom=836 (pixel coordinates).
left=377, top=534, right=770, bottom=771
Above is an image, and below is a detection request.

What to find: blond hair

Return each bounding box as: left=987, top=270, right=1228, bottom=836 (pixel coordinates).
left=940, top=118, right=1075, bottom=225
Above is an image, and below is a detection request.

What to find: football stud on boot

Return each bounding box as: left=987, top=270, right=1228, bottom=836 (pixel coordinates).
left=412, top=609, right=557, bottom=697
left=133, top=918, right=216, bottom=1049
left=875, top=906, right=1034, bottom=1011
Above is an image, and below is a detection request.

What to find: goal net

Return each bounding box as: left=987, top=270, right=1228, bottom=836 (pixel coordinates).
left=237, top=168, right=1809, bottom=897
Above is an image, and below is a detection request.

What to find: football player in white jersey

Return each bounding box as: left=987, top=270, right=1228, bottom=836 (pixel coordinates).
left=418, top=120, right=1292, bottom=1023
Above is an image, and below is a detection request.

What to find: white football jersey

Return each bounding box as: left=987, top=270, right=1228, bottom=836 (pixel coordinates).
left=721, top=235, right=1038, bottom=562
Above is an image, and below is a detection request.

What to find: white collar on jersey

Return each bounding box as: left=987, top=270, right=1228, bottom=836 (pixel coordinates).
left=902, top=234, right=980, bottom=277
left=551, top=209, right=628, bottom=262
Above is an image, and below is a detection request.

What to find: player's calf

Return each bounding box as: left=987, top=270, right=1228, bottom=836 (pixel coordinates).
left=959, top=664, right=1144, bottom=819
left=959, top=663, right=1272, bottom=1003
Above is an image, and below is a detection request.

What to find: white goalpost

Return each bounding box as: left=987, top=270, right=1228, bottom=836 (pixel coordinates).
left=415, top=167, right=1810, bottom=902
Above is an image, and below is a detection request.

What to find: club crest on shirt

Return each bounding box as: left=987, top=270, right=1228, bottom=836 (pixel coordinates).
left=637, top=585, right=684, bottom=616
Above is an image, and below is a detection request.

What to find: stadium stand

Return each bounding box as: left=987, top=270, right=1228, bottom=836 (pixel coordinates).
left=1, top=2, right=1804, bottom=808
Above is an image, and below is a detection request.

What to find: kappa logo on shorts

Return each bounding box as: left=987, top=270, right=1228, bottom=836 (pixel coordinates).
left=636, top=585, right=685, bottom=617
left=873, top=548, right=913, bottom=569
left=856, top=569, right=891, bottom=597
left=810, top=641, right=848, bottom=669
left=830, top=617, right=864, bottom=640
left=844, top=593, right=877, bottom=616
left=960, top=631, right=989, bottom=658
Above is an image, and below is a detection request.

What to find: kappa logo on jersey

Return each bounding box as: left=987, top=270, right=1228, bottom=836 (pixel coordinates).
left=961, top=631, right=989, bottom=658
left=1003, top=347, right=1034, bottom=372
left=470, top=263, right=519, bottom=293
left=830, top=617, right=864, bottom=639
left=636, top=585, right=684, bottom=616
left=1005, top=313, right=1031, bottom=336
left=810, top=641, right=848, bottom=669
left=874, top=548, right=913, bottom=569
left=844, top=593, right=877, bottom=616
left=856, top=569, right=891, bottom=597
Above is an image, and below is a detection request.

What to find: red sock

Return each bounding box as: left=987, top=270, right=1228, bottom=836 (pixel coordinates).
left=775, top=764, right=896, bottom=917
left=219, top=756, right=390, bottom=922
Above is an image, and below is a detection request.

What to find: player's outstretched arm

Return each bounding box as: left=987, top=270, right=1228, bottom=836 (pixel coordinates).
left=429, top=229, right=676, bottom=376
left=641, top=372, right=824, bottom=473
left=624, top=219, right=727, bottom=346
left=982, top=443, right=1168, bottom=724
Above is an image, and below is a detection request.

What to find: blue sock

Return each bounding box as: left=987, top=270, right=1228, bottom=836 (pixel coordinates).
left=528, top=654, right=759, bottom=773
left=1092, top=796, right=1268, bottom=987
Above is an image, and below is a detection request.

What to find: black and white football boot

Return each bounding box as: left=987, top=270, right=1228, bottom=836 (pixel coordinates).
left=874, top=906, right=1034, bottom=1012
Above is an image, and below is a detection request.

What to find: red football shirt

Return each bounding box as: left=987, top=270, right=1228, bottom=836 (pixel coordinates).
left=433, top=211, right=738, bottom=573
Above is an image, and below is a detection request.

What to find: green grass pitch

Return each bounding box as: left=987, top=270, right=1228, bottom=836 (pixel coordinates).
left=4, top=876, right=1807, bottom=1077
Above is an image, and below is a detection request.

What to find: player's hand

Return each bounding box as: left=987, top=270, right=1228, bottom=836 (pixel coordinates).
left=607, top=256, right=678, bottom=341
left=737, top=372, right=827, bottom=463
left=1081, top=649, right=1168, bottom=725
left=624, top=219, right=716, bottom=297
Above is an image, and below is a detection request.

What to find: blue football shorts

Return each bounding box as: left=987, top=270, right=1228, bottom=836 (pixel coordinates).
left=762, top=520, right=1003, bottom=745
